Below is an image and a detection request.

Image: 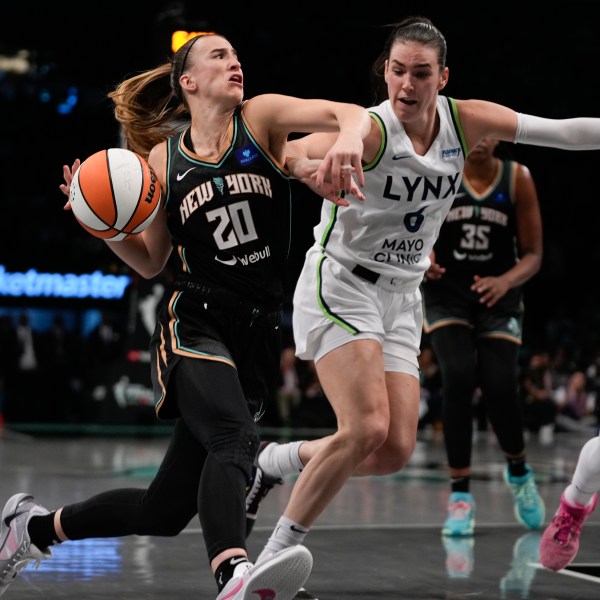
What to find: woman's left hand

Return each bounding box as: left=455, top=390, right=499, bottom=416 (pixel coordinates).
left=59, top=158, right=81, bottom=210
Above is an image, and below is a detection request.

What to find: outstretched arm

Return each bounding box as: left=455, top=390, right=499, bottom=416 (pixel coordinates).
left=457, top=99, right=600, bottom=151
left=515, top=113, right=600, bottom=150
left=243, top=94, right=370, bottom=194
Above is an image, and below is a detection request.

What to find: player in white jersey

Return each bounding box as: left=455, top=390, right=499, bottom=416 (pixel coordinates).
left=246, top=15, right=600, bottom=596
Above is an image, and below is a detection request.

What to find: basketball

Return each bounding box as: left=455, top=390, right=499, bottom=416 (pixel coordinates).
left=69, top=148, right=161, bottom=241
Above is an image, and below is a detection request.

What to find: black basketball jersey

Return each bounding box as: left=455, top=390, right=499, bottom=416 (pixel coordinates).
left=432, top=159, right=518, bottom=279
left=164, top=104, right=291, bottom=308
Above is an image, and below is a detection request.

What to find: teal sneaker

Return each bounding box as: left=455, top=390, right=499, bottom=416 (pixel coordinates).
left=442, top=492, right=475, bottom=536
left=499, top=531, right=541, bottom=598
left=504, top=465, right=545, bottom=530
left=442, top=536, right=474, bottom=578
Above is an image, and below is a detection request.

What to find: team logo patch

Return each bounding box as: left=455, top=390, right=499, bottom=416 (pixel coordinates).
left=213, top=177, right=225, bottom=195
left=235, top=145, right=259, bottom=166
left=442, top=147, right=461, bottom=160
left=507, top=317, right=521, bottom=336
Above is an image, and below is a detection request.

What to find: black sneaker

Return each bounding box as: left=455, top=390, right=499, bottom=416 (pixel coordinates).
left=246, top=441, right=283, bottom=537
left=295, top=587, right=319, bottom=599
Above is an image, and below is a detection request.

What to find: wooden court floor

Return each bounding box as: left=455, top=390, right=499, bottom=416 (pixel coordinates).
left=1, top=426, right=600, bottom=599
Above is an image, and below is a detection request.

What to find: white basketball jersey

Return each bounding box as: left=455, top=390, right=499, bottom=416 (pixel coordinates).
left=312, top=95, right=466, bottom=292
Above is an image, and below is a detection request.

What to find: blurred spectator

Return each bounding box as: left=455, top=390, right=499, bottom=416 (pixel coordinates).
left=291, top=359, right=336, bottom=430
left=520, top=351, right=557, bottom=444
left=584, top=345, right=600, bottom=423
left=16, top=313, right=38, bottom=372
left=9, top=313, right=43, bottom=422
left=554, top=370, right=598, bottom=433
left=0, top=316, right=18, bottom=426
left=417, top=344, right=443, bottom=433
left=276, top=345, right=301, bottom=428
left=85, top=312, right=123, bottom=366
left=80, top=312, right=124, bottom=420
left=549, top=344, right=575, bottom=393
left=38, top=314, right=83, bottom=423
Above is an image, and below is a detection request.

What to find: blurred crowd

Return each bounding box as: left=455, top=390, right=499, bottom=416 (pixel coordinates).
left=0, top=311, right=123, bottom=424
left=1, top=307, right=599, bottom=440
left=264, top=316, right=600, bottom=441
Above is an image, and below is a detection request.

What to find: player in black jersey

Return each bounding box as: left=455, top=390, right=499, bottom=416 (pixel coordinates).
left=0, top=33, right=370, bottom=600
left=421, top=138, right=545, bottom=539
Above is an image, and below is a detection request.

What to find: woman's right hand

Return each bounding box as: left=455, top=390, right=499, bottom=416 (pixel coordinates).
left=287, top=157, right=364, bottom=206
left=59, top=158, right=80, bottom=209
left=424, top=250, right=445, bottom=280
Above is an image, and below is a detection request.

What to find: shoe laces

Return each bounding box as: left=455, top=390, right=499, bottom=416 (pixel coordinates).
left=514, top=478, right=539, bottom=509
left=552, top=512, right=583, bottom=546
left=1, top=544, right=47, bottom=582
left=247, top=470, right=275, bottom=506
left=448, top=500, right=473, bottom=521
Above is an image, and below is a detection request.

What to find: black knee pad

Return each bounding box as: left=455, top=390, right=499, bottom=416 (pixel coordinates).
left=211, top=426, right=259, bottom=480
left=234, top=427, right=260, bottom=479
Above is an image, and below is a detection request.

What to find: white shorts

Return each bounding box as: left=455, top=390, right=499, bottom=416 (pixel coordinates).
left=292, top=247, right=422, bottom=377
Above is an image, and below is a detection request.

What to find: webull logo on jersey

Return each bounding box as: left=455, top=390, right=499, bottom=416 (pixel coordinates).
left=382, top=172, right=461, bottom=203
left=238, top=245, right=271, bottom=266
left=216, top=245, right=271, bottom=267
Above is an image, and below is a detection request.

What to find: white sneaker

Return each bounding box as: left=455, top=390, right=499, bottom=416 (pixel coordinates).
left=294, top=587, right=319, bottom=599
left=216, top=545, right=312, bottom=600
left=0, top=493, right=52, bottom=596
left=246, top=441, right=283, bottom=537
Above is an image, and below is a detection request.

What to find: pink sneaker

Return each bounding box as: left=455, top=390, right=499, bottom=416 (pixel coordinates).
left=540, top=492, right=598, bottom=571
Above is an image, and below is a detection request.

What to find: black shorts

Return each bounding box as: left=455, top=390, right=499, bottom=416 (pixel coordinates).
left=150, top=283, right=282, bottom=421
left=421, top=277, right=524, bottom=343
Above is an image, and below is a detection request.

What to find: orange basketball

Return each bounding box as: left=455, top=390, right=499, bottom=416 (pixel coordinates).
left=69, top=148, right=161, bottom=241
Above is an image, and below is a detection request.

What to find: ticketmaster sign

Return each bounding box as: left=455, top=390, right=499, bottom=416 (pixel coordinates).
left=0, top=265, right=131, bottom=300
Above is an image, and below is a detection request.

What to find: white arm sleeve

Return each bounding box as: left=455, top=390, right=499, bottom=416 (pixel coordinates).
left=515, top=113, right=600, bottom=150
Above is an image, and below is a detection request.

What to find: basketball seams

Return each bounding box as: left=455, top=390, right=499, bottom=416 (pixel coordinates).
left=105, top=149, right=120, bottom=226
left=71, top=162, right=111, bottom=233
left=69, top=147, right=160, bottom=240
left=108, top=148, right=140, bottom=231
left=119, top=153, right=154, bottom=234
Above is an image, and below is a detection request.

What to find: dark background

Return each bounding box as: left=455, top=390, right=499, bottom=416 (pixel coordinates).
left=2, top=1, right=600, bottom=355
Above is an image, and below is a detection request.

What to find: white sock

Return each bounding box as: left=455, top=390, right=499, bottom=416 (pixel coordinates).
left=256, top=516, right=309, bottom=564
left=258, top=441, right=305, bottom=479
left=564, top=435, right=600, bottom=507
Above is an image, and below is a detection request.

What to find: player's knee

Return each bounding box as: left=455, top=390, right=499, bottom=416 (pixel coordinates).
left=388, top=438, right=416, bottom=472
left=360, top=416, right=390, bottom=453
left=213, top=425, right=260, bottom=481
left=340, top=420, right=388, bottom=461
left=367, top=436, right=416, bottom=475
